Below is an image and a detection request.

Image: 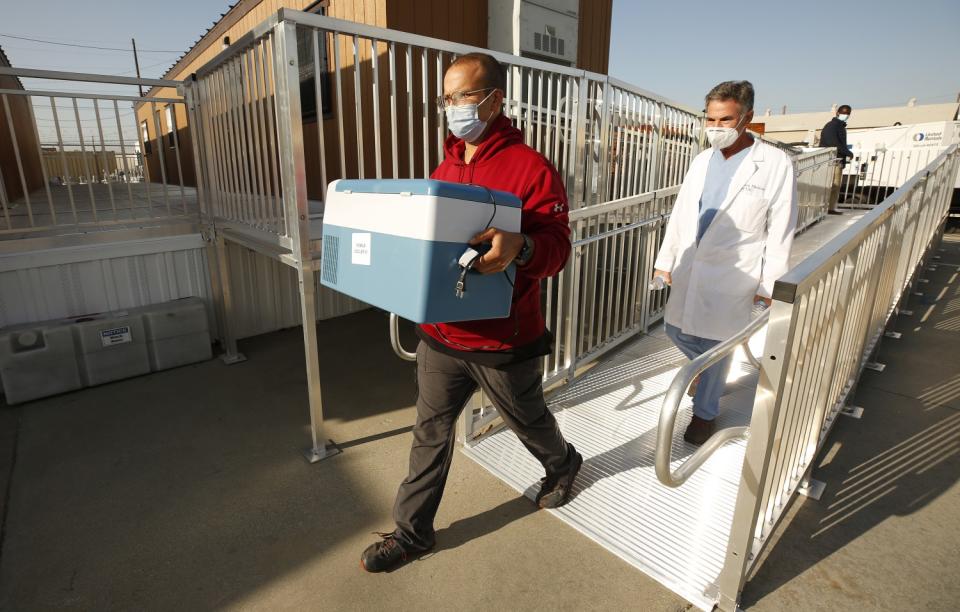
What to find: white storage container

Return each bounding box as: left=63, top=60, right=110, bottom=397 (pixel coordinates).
left=73, top=314, right=151, bottom=386
left=0, top=324, right=83, bottom=405
left=139, top=297, right=213, bottom=371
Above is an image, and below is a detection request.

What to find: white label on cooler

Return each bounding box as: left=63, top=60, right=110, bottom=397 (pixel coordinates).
left=100, top=326, right=132, bottom=347
left=351, top=232, right=371, bottom=265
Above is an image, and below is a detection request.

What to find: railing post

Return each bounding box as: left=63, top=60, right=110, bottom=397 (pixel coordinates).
left=715, top=298, right=797, bottom=611
left=564, top=221, right=583, bottom=381
left=183, top=76, right=241, bottom=361
left=273, top=19, right=337, bottom=463
left=571, top=75, right=589, bottom=209
left=595, top=79, right=613, bottom=205
left=645, top=103, right=664, bottom=193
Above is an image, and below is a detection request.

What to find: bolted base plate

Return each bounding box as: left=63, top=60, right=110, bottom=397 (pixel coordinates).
left=799, top=478, right=826, bottom=500
left=302, top=440, right=342, bottom=464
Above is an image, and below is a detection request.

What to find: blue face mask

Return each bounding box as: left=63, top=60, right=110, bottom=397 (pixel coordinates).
left=444, top=90, right=495, bottom=142
left=837, top=113, right=849, bottom=122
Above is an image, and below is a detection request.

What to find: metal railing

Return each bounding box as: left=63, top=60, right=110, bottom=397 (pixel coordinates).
left=0, top=67, right=198, bottom=234
left=841, top=146, right=950, bottom=208
left=794, top=148, right=835, bottom=231
left=654, top=311, right=768, bottom=487
left=650, top=144, right=959, bottom=610
left=188, top=10, right=702, bottom=233
left=458, top=145, right=835, bottom=443
left=185, top=9, right=705, bottom=459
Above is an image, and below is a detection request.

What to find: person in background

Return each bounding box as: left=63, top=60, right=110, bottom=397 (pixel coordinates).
left=819, top=104, right=853, bottom=214
left=652, top=80, right=798, bottom=445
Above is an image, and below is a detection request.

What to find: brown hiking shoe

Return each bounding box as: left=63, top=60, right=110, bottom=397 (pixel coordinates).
left=683, top=415, right=716, bottom=446
left=535, top=449, right=583, bottom=509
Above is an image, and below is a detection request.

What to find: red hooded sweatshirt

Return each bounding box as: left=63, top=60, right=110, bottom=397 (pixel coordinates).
left=418, top=114, right=572, bottom=353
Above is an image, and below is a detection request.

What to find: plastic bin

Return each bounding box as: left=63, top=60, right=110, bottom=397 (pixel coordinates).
left=0, top=324, right=83, bottom=404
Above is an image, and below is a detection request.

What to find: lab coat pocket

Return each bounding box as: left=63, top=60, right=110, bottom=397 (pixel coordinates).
left=729, top=195, right=768, bottom=234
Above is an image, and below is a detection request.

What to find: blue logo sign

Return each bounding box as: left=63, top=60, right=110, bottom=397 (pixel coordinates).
left=914, top=133, right=925, bottom=142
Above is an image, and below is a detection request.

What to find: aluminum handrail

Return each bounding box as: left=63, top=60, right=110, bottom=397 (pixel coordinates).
left=0, top=66, right=180, bottom=89
left=774, top=144, right=958, bottom=303
left=655, top=309, right=769, bottom=488
left=389, top=313, right=417, bottom=362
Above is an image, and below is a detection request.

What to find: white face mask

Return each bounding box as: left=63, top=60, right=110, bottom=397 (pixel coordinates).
left=444, top=90, right=495, bottom=142
left=837, top=113, right=849, bottom=122
left=705, top=114, right=747, bottom=149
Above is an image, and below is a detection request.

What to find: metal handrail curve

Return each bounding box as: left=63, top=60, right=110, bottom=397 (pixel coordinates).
left=389, top=313, right=417, bottom=362
left=655, top=310, right=770, bottom=488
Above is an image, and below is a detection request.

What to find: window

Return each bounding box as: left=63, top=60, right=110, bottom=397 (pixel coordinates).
left=165, top=105, right=177, bottom=148
left=295, top=16, right=333, bottom=120
left=140, top=120, right=152, bottom=154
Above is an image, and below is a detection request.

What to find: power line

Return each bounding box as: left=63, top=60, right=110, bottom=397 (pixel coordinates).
left=0, top=32, right=183, bottom=54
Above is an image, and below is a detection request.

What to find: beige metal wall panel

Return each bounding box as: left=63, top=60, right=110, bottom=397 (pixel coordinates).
left=0, top=242, right=366, bottom=340
left=223, top=242, right=368, bottom=339
left=0, top=247, right=213, bottom=328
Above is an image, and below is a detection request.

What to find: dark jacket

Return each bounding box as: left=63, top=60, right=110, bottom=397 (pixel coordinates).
left=419, top=113, right=571, bottom=352
left=820, top=117, right=853, bottom=160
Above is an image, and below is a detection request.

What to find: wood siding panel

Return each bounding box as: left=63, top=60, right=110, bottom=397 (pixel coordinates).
left=0, top=81, right=45, bottom=204
left=577, top=0, right=611, bottom=73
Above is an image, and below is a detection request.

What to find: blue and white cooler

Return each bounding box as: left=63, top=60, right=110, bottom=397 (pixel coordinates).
left=319, top=179, right=521, bottom=324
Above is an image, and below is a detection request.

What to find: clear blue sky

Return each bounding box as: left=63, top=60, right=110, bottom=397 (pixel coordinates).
left=3, top=0, right=959, bottom=111
left=609, top=0, right=960, bottom=113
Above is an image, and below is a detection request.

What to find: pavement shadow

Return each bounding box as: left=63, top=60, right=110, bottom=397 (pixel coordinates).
left=741, top=235, right=960, bottom=607
left=431, top=496, right=538, bottom=553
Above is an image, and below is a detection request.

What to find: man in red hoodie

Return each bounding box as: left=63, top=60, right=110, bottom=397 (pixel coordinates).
left=361, top=52, right=582, bottom=572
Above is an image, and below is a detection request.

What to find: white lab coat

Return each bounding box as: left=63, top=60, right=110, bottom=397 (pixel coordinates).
left=654, top=138, right=797, bottom=341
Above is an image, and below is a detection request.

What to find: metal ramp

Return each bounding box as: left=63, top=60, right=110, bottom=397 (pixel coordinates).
left=462, top=328, right=763, bottom=611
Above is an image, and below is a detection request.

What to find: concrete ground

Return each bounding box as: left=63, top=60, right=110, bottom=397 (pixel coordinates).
left=1, top=226, right=958, bottom=611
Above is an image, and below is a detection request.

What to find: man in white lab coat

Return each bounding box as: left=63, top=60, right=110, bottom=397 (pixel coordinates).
left=653, top=80, right=797, bottom=445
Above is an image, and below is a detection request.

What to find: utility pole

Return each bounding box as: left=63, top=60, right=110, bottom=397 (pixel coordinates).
left=132, top=38, right=144, bottom=97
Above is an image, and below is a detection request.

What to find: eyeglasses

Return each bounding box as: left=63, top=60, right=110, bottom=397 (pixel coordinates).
left=436, top=88, right=495, bottom=111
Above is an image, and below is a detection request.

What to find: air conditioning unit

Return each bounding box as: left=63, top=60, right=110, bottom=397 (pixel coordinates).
left=488, top=0, right=579, bottom=67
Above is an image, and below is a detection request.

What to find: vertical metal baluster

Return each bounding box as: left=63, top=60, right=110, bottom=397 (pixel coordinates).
left=214, top=69, right=239, bottom=222
left=421, top=48, right=429, bottom=177
left=332, top=32, right=347, bottom=180
left=535, top=69, right=544, bottom=154
left=238, top=51, right=262, bottom=226
left=73, top=98, right=98, bottom=222
left=525, top=68, right=534, bottom=147
left=206, top=71, right=231, bottom=221
left=353, top=34, right=365, bottom=178
left=405, top=45, right=414, bottom=178
left=168, top=103, right=187, bottom=214
left=561, top=77, right=572, bottom=194
left=312, top=30, right=329, bottom=199
left=25, top=95, right=55, bottom=225
left=436, top=51, right=444, bottom=163
left=611, top=91, right=623, bottom=200
left=111, top=100, right=135, bottom=218
left=229, top=58, right=253, bottom=224
left=371, top=38, right=383, bottom=179
left=196, top=75, right=219, bottom=218
left=261, top=38, right=283, bottom=229
left=133, top=99, right=154, bottom=217
left=550, top=75, right=561, bottom=168
left=248, top=41, right=268, bottom=227
left=2, top=94, right=34, bottom=227
left=388, top=41, right=399, bottom=179
left=246, top=47, right=268, bottom=229
left=91, top=99, right=117, bottom=219
left=149, top=100, right=171, bottom=216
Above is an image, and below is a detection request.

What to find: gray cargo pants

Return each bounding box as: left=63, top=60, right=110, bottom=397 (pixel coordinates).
left=392, top=341, right=575, bottom=550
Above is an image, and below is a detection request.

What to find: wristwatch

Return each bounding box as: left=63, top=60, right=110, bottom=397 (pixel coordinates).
left=515, top=233, right=534, bottom=266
